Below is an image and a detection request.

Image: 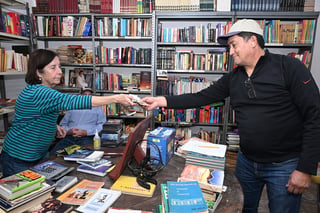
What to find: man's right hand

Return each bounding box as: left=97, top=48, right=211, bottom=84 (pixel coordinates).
left=68, top=128, right=87, bottom=137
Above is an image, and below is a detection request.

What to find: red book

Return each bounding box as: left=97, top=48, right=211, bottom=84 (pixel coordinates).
left=6, top=12, right=21, bottom=35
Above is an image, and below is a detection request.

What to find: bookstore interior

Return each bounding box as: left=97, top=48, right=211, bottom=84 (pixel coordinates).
left=0, top=0, right=319, bottom=212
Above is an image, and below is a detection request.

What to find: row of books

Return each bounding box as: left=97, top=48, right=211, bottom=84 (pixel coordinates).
left=155, top=0, right=231, bottom=11
left=0, top=49, right=29, bottom=73
left=231, top=0, right=311, bottom=11
left=288, top=50, right=312, bottom=69
left=157, top=48, right=229, bottom=71
left=34, top=16, right=92, bottom=37
left=157, top=22, right=232, bottom=43
left=154, top=103, right=226, bottom=124
left=32, top=0, right=154, bottom=14
left=97, top=46, right=152, bottom=65
left=0, top=10, right=30, bottom=37
left=96, top=17, right=152, bottom=37
left=156, top=76, right=212, bottom=96
left=261, top=19, right=316, bottom=44
left=95, top=71, right=151, bottom=91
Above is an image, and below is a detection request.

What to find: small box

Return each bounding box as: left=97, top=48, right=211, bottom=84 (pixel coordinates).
left=147, top=127, right=175, bottom=165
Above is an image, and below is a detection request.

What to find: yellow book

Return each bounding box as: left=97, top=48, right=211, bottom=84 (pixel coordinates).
left=110, top=175, right=156, bottom=197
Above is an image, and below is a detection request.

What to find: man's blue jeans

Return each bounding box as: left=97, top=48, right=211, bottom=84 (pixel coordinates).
left=235, top=151, right=301, bottom=213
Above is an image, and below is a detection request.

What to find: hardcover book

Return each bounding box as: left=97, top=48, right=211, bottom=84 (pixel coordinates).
left=30, top=160, right=74, bottom=180
left=54, top=176, right=78, bottom=193
left=76, top=163, right=115, bottom=177
left=63, top=149, right=104, bottom=162
left=76, top=188, right=121, bottom=213
left=0, top=170, right=46, bottom=200
left=57, top=179, right=104, bottom=205
left=110, top=175, right=156, bottom=197
left=167, top=181, right=208, bottom=213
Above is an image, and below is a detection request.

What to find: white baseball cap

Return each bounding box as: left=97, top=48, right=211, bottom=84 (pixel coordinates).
left=217, top=19, right=264, bottom=45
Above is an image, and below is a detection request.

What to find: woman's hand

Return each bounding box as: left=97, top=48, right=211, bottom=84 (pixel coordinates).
left=56, top=125, right=67, bottom=138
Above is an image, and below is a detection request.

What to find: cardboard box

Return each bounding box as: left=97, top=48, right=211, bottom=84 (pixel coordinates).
left=147, top=127, right=175, bottom=165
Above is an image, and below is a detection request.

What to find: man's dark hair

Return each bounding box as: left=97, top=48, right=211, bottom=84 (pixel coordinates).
left=238, top=32, right=265, bottom=49
left=25, top=49, right=58, bottom=84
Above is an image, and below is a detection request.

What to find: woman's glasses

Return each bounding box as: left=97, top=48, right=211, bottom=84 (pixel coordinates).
left=244, top=78, right=257, bottom=99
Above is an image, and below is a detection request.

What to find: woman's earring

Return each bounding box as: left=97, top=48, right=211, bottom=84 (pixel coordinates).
left=39, top=77, right=42, bottom=81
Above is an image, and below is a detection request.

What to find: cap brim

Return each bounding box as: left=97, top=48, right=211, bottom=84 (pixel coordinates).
left=217, top=31, right=241, bottom=45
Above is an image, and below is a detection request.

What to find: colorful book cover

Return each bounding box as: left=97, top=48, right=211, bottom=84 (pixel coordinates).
left=0, top=170, right=45, bottom=200
left=110, top=175, right=156, bottom=197
left=57, top=179, right=104, bottom=205
left=76, top=188, right=121, bottom=213
left=167, top=181, right=208, bottom=213
left=160, top=184, right=169, bottom=213
left=179, top=164, right=224, bottom=192
left=30, top=160, right=74, bottom=180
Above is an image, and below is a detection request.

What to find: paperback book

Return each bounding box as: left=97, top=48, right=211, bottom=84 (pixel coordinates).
left=63, top=149, right=104, bottom=162
left=110, top=175, right=156, bottom=197
left=0, top=170, right=46, bottom=200
left=76, top=188, right=121, bottom=213
left=30, top=160, right=74, bottom=180
left=54, top=176, right=78, bottom=193
left=178, top=164, right=224, bottom=193
left=57, top=179, right=104, bottom=205
left=76, top=163, right=115, bottom=177
left=167, top=181, right=208, bottom=213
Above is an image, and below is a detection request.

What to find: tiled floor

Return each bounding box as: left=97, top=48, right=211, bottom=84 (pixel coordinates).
left=258, top=182, right=318, bottom=213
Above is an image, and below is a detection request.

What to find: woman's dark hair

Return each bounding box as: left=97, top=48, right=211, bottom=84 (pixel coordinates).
left=25, top=49, right=58, bottom=84
left=238, top=32, right=265, bottom=49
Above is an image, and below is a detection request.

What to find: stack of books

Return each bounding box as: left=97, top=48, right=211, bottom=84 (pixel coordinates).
left=61, top=147, right=114, bottom=177
left=179, top=137, right=227, bottom=171
left=226, top=130, right=240, bottom=151
left=0, top=170, right=55, bottom=212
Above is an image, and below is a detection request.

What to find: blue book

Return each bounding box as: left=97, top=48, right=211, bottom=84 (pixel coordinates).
left=77, top=163, right=115, bottom=177
left=167, top=181, right=208, bottom=213
left=30, top=160, right=74, bottom=180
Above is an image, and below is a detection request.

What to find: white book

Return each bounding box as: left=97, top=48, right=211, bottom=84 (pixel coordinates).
left=54, top=176, right=78, bottom=193
left=180, top=137, right=227, bottom=158
left=76, top=188, right=121, bottom=213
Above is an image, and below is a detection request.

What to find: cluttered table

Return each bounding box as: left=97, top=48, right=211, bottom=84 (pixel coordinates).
left=50, top=145, right=243, bottom=213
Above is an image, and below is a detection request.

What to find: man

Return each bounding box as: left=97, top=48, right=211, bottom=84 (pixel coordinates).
left=141, top=19, right=320, bottom=212
left=50, top=88, right=106, bottom=154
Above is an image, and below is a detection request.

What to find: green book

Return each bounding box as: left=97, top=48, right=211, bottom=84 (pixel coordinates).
left=0, top=170, right=45, bottom=200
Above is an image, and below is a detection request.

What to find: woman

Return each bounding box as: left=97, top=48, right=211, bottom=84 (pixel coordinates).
left=1, top=49, right=134, bottom=177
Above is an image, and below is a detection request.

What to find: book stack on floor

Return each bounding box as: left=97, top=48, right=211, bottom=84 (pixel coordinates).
left=0, top=170, right=55, bottom=213
left=160, top=181, right=209, bottom=213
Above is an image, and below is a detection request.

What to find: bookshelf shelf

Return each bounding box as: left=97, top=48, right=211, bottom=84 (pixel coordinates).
left=33, top=12, right=153, bottom=122
left=152, top=11, right=319, bottom=144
